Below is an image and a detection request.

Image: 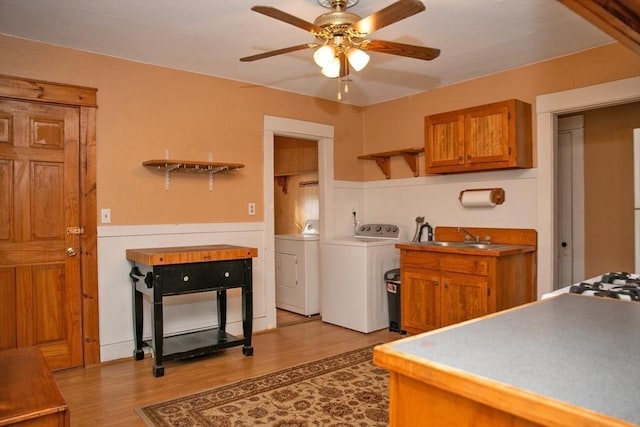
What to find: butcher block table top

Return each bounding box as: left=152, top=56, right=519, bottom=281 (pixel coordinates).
left=126, top=244, right=258, bottom=266
left=0, top=347, right=69, bottom=426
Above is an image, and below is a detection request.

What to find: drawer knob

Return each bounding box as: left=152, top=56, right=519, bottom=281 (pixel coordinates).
left=183, top=275, right=189, bottom=282
left=224, top=272, right=230, bottom=278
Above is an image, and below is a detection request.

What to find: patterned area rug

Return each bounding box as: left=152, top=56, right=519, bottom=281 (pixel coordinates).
left=137, top=345, right=388, bottom=426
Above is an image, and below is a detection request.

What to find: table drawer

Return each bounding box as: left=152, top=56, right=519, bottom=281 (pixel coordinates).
left=157, top=260, right=248, bottom=294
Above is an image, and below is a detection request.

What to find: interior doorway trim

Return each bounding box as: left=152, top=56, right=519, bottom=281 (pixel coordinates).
left=263, top=116, right=334, bottom=329
left=0, top=75, right=99, bottom=365
left=536, top=76, right=640, bottom=296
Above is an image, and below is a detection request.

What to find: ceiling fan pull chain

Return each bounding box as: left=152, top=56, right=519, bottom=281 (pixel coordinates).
left=337, top=77, right=342, bottom=101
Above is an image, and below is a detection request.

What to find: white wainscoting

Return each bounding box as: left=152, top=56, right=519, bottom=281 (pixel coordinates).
left=98, top=171, right=538, bottom=362
left=334, top=168, right=538, bottom=244
left=97, top=222, right=266, bottom=362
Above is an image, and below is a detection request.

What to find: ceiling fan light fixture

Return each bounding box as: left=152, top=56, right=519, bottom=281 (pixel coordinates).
left=321, top=56, right=341, bottom=78
left=347, top=47, right=370, bottom=71
left=313, top=44, right=336, bottom=67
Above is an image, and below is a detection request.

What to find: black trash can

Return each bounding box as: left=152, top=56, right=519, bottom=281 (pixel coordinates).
left=385, top=268, right=405, bottom=334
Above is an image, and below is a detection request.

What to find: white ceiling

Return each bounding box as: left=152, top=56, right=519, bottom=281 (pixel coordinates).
left=0, top=0, right=613, bottom=106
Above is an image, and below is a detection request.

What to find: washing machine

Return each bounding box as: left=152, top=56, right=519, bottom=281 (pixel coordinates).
left=275, top=220, right=320, bottom=316
left=320, top=223, right=401, bottom=333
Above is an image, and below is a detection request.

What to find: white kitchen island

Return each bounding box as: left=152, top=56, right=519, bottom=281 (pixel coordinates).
left=374, top=294, right=639, bottom=426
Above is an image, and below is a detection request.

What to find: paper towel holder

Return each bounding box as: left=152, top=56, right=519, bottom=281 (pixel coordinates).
left=459, top=188, right=505, bottom=206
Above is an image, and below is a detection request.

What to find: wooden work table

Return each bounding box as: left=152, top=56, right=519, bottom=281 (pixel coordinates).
left=374, top=294, right=640, bottom=426
left=0, top=347, right=69, bottom=426
left=126, top=244, right=258, bottom=377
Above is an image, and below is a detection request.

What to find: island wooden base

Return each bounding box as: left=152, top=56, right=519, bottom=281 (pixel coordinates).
left=388, top=372, right=539, bottom=426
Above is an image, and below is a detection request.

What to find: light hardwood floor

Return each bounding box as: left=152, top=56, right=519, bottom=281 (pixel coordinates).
left=53, top=318, right=402, bottom=426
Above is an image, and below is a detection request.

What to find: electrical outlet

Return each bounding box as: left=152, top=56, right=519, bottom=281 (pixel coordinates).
left=248, top=203, right=256, bottom=216
left=101, top=208, right=111, bottom=224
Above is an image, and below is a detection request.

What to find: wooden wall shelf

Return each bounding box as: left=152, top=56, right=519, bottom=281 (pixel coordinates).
left=143, top=159, right=244, bottom=191
left=143, top=159, right=244, bottom=174
left=273, top=170, right=318, bottom=194
left=358, top=148, right=424, bottom=179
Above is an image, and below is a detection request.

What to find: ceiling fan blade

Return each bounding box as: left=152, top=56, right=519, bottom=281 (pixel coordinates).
left=251, top=6, right=324, bottom=33
left=240, top=44, right=312, bottom=62
left=352, top=0, right=425, bottom=35
left=364, top=40, right=440, bottom=61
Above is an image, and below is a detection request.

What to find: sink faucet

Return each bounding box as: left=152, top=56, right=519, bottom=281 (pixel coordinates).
left=418, top=222, right=433, bottom=242
left=458, top=227, right=479, bottom=242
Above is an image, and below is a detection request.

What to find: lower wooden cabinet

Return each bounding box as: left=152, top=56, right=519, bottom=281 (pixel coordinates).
left=400, top=249, right=534, bottom=334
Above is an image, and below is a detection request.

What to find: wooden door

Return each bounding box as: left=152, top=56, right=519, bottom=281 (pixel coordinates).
left=424, top=111, right=465, bottom=170
left=401, top=268, right=440, bottom=333
left=440, top=272, right=488, bottom=327
left=0, top=98, right=83, bottom=370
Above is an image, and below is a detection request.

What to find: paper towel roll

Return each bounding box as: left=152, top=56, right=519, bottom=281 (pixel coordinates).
left=459, top=188, right=505, bottom=207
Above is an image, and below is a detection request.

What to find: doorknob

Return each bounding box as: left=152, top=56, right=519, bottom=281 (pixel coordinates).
left=66, top=247, right=77, bottom=257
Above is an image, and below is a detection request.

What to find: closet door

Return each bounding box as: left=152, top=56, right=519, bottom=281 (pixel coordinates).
left=0, top=98, right=83, bottom=370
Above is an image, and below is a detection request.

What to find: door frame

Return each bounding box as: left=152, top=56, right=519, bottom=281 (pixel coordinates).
left=0, top=74, right=100, bottom=365
left=536, top=76, right=640, bottom=295
left=263, top=116, right=334, bottom=329
left=556, top=115, right=585, bottom=288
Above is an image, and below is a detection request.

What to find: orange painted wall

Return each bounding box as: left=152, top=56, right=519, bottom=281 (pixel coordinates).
left=0, top=34, right=364, bottom=225
left=582, top=102, right=640, bottom=275
left=2, top=34, right=639, bottom=224
left=362, top=43, right=640, bottom=180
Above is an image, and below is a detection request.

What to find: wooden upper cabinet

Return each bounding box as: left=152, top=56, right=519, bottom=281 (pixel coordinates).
left=274, top=136, right=318, bottom=176
left=424, top=99, right=532, bottom=174
left=424, top=111, right=465, bottom=169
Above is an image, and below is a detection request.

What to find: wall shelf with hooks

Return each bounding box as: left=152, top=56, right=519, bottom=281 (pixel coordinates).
left=143, top=159, right=244, bottom=191
left=357, top=147, right=424, bottom=179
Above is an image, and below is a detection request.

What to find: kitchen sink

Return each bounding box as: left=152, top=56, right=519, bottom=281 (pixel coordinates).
left=463, top=243, right=493, bottom=249
left=420, top=241, right=495, bottom=249
left=426, top=241, right=461, bottom=247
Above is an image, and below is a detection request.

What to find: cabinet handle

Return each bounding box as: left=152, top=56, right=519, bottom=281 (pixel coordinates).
left=444, top=283, right=449, bottom=288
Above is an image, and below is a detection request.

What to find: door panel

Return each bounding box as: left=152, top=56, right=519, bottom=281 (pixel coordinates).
left=425, top=112, right=465, bottom=168
left=441, top=273, right=488, bottom=327
left=466, top=104, right=510, bottom=164
left=0, top=99, right=83, bottom=370
left=402, top=269, right=440, bottom=332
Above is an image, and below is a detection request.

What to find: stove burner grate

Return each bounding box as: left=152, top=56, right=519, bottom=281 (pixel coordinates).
left=569, top=273, right=640, bottom=302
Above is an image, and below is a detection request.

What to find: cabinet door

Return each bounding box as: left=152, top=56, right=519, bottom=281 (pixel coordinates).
left=424, top=111, right=464, bottom=169
left=465, top=103, right=510, bottom=166
left=440, top=272, right=488, bottom=327
left=274, top=137, right=318, bottom=175
left=402, top=268, right=440, bottom=333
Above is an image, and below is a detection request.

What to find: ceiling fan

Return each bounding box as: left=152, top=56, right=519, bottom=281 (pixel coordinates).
left=240, top=0, right=440, bottom=97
